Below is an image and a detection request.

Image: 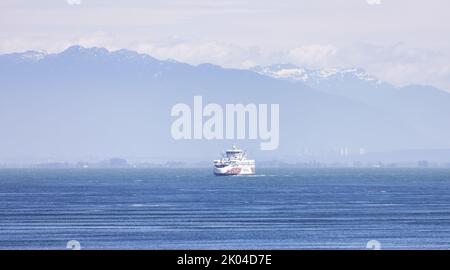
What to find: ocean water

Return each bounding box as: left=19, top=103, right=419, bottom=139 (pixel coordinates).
left=1, top=168, right=450, bottom=250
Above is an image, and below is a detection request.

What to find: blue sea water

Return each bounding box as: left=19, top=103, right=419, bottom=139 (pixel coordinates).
left=1, top=168, right=450, bottom=250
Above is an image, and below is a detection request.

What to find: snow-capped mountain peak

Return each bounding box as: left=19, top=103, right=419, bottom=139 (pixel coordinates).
left=252, top=64, right=381, bottom=85
left=19, top=50, right=47, bottom=61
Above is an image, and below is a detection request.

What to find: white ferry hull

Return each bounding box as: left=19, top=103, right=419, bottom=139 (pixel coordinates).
left=213, top=164, right=255, bottom=176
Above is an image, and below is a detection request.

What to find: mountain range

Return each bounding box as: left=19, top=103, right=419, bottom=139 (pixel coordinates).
left=1, top=46, right=450, bottom=162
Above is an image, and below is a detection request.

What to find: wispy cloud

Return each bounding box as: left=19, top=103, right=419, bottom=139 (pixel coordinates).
left=67, top=0, right=81, bottom=6
left=332, top=42, right=450, bottom=89
left=366, top=0, right=382, bottom=5
left=286, top=45, right=338, bottom=69
left=133, top=38, right=262, bottom=68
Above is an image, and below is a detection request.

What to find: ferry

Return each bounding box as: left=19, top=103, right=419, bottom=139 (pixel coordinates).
left=213, top=146, right=255, bottom=176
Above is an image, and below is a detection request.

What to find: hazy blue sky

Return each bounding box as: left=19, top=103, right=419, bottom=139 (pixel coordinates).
left=1, top=0, right=450, bottom=90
